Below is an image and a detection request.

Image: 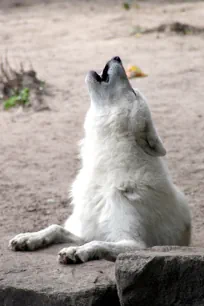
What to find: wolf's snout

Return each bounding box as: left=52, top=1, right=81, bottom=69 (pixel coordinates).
left=112, top=56, right=122, bottom=64
left=86, top=56, right=125, bottom=88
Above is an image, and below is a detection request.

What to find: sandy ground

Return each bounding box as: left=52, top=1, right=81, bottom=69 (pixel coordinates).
left=0, top=0, right=203, bottom=249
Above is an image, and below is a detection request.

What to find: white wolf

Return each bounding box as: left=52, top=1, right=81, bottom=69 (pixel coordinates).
left=9, top=57, right=191, bottom=264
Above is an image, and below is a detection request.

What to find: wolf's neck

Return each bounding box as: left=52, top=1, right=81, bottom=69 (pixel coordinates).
left=81, top=130, right=150, bottom=171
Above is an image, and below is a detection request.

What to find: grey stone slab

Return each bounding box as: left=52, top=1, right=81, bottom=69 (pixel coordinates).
left=0, top=236, right=120, bottom=306
left=116, top=247, right=204, bottom=306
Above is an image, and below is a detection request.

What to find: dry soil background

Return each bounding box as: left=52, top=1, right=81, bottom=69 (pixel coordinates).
left=0, top=0, right=203, bottom=253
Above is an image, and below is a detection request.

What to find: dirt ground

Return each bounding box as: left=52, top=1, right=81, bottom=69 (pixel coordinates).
left=0, top=0, right=203, bottom=249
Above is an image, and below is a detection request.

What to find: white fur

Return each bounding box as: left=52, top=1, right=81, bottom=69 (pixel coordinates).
left=9, top=58, right=191, bottom=264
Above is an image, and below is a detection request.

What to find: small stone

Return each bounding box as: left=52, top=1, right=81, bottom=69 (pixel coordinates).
left=46, top=199, right=55, bottom=204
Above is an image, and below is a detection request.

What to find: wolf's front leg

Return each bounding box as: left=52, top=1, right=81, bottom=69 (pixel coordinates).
left=9, top=224, right=83, bottom=251
left=58, top=240, right=145, bottom=264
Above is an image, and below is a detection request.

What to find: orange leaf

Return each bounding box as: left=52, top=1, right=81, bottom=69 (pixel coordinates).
left=126, top=65, right=148, bottom=79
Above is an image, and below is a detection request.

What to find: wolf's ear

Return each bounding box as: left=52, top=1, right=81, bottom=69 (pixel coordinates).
left=137, top=119, right=166, bottom=157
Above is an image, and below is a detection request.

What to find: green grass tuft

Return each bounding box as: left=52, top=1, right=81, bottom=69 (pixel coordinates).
left=4, top=87, right=30, bottom=110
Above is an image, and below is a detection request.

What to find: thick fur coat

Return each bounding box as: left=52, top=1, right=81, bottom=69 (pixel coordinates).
left=9, top=57, right=191, bottom=264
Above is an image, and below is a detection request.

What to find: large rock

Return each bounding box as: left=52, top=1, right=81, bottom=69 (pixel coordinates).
left=0, top=236, right=120, bottom=306
left=116, top=247, right=204, bottom=306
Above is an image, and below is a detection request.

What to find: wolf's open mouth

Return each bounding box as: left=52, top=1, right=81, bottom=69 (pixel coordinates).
left=100, top=62, right=109, bottom=83
left=93, top=62, right=109, bottom=83
left=92, top=57, right=122, bottom=84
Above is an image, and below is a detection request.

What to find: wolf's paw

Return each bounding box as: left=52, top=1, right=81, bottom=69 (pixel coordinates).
left=9, top=233, right=44, bottom=251
left=58, top=241, right=100, bottom=264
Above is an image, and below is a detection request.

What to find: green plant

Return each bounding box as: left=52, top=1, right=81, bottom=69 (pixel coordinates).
left=123, top=2, right=130, bottom=10
left=4, top=87, right=30, bottom=110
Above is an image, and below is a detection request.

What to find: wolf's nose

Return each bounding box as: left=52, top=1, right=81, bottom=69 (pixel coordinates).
left=112, top=56, right=122, bottom=63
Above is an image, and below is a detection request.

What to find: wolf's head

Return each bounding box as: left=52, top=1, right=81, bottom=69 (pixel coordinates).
left=85, top=57, right=166, bottom=157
